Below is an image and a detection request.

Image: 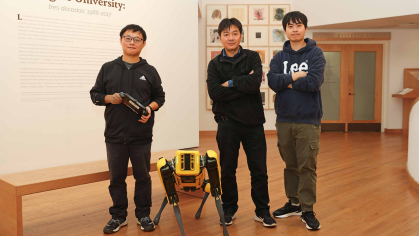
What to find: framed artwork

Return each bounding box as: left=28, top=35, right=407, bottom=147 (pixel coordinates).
left=270, top=5, right=290, bottom=25
left=207, top=26, right=222, bottom=47
left=260, top=88, right=268, bottom=109
left=207, top=5, right=227, bottom=25
left=206, top=88, right=213, bottom=110
left=260, top=68, right=269, bottom=88
left=269, top=26, right=286, bottom=46
left=270, top=47, right=283, bottom=62
left=228, top=5, right=248, bottom=25
left=248, top=5, right=269, bottom=25
left=240, top=26, right=248, bottom=46
left=249, top=47, right=269, bottom=67
left=268, top=89, right=276, bottom=110
left=207, top=47, right=223, bottom=65
left=248, top=26, right=269, bottom=46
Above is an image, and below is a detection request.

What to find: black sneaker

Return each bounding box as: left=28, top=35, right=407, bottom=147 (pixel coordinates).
left=254, top=214, right=277, bottom=227
left=219, top=213, right=236, bottom=226
left=301, top=211, right=321, bottom=230
left=273, top=200, right=302, bottom=218
left=137, top=216, right=155, bottom=232
left=103, top=218, right=127, bottom=234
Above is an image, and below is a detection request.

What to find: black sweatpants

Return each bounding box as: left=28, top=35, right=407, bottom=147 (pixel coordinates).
left=106, top=142, right=152, bottom=220
left=216, top=118, right=270, bottom=216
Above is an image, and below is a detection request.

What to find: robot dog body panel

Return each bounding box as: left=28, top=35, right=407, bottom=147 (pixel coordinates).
left=174, top=150, right=205, bottom=192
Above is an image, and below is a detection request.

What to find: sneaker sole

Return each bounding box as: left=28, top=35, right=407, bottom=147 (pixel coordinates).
left=301, top=218, right=321, bottom=230
left=104, top=220, right=128, bottom=234
left=274, top=211, right=302, bottom=218
left=219, top=214, right=236, bottom=226
left=137, top=220, right=156, bottom=232
left=254, top=215, right=277, bottom=227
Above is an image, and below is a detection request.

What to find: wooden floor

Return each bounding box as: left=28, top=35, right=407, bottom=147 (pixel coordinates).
left=22, top=132, right=419, bottom=236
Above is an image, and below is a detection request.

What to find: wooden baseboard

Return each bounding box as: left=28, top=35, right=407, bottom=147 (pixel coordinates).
left=199, top=130, right=277, bottom=135
left=199, top=131, right=217, bottom=136
left=264, top=130, right=277, bottom=135
left=384, top=129, right=402, bottom=134
left=406, top=168, right=419, bottom=194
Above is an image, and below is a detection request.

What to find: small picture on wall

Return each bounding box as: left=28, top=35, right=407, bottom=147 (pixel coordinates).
left=260, top=68, right=269, bottom=88
left=228, top=5, right=248, bottom=25
left=249, top=47, right=269, bottom=67
left=270, top=5, right=290, bottom=25
left=207, top=26, right=222, bottom=46
left=207, top=5, right=227, bottom=25
left=249, top=5, right=269, bottom=25
left=270, top=47, right=283, bottom=62
left=269, top=26, right=286, bottom=46
left=269, top=89, right=276, bottom=110
left=207, top=47, right=223, bottom=65
left=248, top=26, right=269, bottom=46
left=260, top=88, right=268, bottom=109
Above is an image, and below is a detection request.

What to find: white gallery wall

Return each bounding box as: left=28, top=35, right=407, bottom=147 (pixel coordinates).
left=200, top=0, right=419, bottom=131
left=0, top=0, right=199, bottom=174
left=294, top=0, right=419, bottom=27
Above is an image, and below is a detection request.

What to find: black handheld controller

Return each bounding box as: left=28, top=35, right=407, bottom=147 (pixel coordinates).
left=120, top=92, right=149, bottom=116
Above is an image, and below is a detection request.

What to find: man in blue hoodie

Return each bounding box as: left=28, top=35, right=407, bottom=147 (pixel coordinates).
left=267, top=11, right=325, bottom=230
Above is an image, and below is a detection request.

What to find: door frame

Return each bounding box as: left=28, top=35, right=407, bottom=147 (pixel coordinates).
left=318, top=43, right=385, bottom=131
left=347, top=44, right=383, bottom=125
left=317, top=44, right=349, bottom=128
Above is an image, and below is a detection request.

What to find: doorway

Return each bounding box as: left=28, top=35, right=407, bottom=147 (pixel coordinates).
left=318, top=44, right=383, bottom=132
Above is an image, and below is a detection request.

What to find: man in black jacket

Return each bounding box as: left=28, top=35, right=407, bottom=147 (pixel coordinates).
left=207, top=18, right=276, bottom=228
left=90, top=24, right=165, bottom=234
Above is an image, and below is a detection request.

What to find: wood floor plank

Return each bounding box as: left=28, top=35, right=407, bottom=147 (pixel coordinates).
left=21, top=132, right=419, bottom=236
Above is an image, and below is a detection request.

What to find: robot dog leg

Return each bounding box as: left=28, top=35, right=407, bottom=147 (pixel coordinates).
left=197, top=150, right=229, bottom=236
left=155, top=157, right=186, bottom=236
left=195, top=150, right=223, bottom=218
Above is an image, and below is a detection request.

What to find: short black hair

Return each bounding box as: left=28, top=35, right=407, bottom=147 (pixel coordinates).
left=217, top=18, right=243, bottom=37
left=120, top=24, right=147, bottom=41
left=282, top=11, right=308, bottom=31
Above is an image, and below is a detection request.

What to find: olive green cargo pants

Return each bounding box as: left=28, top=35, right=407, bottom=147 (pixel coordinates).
left=275, top=121, right=321, bottom=212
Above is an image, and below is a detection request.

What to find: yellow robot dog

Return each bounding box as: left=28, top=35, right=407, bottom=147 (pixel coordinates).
left=154, top=150, right=229, bottom=236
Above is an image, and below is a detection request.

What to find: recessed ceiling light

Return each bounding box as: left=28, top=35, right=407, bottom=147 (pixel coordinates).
left=398, top=23, right=418, bottom=26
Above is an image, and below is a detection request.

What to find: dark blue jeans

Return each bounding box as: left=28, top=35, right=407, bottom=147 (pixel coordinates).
left=106, top=142, right=152, bottom=219
left=216, top=118, right=270, bottom=216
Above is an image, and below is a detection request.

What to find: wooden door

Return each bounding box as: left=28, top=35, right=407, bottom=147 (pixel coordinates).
left=317, top=44, right=383, bottom=132
left=347, top=44, right=383, bottom=131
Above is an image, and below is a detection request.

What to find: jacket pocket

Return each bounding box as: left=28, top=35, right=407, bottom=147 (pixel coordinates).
left=310, top=141, right=320, bottom=162
left=277, top=91, right=317, bottom=117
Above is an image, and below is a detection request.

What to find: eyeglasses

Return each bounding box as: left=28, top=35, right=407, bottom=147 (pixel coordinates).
left=122, top=36, right=144, bottom=43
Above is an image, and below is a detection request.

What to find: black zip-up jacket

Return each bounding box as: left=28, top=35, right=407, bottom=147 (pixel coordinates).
left=90, top=56, right=165, bottom=144
left=207, top=47, right=265, bottom=126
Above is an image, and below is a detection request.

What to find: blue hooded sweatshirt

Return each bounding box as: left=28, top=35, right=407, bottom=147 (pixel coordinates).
left=267, top=38, right=326, bottom=125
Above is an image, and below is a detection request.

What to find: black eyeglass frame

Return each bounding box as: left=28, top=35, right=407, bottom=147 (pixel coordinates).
left=122, top=36, right=144, bottom=43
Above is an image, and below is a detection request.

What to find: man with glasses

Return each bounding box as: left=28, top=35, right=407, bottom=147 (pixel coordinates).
left=90, top=24, right=165, bottom=234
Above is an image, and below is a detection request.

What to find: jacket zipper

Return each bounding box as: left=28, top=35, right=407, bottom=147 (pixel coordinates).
left=122, top=67, right=128, bottom=144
